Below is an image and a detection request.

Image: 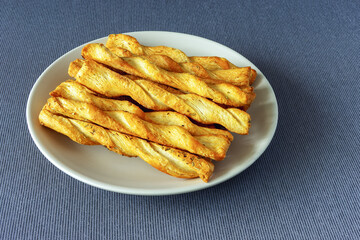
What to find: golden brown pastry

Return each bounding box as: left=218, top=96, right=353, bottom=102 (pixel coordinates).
left=143, top=111, right=233, bottom=141
left=37, top=34, right=261, bottom=183
left=50, top=80, right=234, bottom=141
left=81, top=43, right=252, bottom=107
left=72, top=60, right=251, bottom=134
left=110, top=47, right=254, bottom=88
left=44, top=97, right=231, bottom=160
left=39, top=109, right=214, bottom=182
left=50, top=80, right=145, bottom=116
left=106, top=49, right=256, bottom=99
left=106, top=33, right=257, bottom=85
left=107, top=33, right=189, bottom=62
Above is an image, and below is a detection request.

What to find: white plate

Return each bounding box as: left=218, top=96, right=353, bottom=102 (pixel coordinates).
left=26, top=31, right=278, bottom=195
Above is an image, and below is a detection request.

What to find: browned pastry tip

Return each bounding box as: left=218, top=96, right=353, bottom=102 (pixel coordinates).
left=68, top=59, right=85, bottom=78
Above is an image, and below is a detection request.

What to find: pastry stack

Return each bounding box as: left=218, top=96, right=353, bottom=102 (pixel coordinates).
left=39, top=34, right=256, bottom=182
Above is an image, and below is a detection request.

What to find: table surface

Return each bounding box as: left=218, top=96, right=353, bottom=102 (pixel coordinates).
left=1, top=0, right=359, bottom=239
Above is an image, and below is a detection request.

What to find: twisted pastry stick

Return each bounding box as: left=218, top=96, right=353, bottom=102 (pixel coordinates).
left=72, top=60, right=251, bottom=134
left=44, top=97, right=231, bottom=160
left=50, top=79, right=145, bottom=116
left=39, top=109, right=214, bottom=182
left=107, top=33, right=188, bottom=62
left=106, top=50, right=255, bottom=109
left=106, top=33, right=257, bottom=85
left=50, top=80, right=233, bottom=141
left=144, top=111, right=233, bottom=141
left=185, top=57, right=256, bottom=85
left=81, top=43, right=252, bottom=107
left=108, top=47, right=254, bottom=90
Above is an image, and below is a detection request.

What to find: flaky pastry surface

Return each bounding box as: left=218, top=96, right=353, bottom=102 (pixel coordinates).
left=39, top=109, right=214, bottom=182
left=81, top=43, right=252, bottom=107
left=44, top=96, right=231, bottom=160
left=106, top=33, right=257, bottom=85
left=38, top=33, right=258, bottom=182
left=72, top=60, right=251, bottom=134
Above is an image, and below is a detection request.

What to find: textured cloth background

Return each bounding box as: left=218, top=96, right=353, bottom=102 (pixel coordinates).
left=1, top=0, right=359, bottom=239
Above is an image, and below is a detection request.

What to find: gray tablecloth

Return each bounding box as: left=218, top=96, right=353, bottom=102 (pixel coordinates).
left=1, top=0, right=359, bottom=239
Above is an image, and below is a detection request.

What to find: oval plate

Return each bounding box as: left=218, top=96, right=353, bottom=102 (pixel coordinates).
left=26, top=31, right=278, bottom=195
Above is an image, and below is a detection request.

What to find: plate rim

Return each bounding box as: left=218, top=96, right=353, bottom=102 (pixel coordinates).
left=26, top=31, right=278, bottom=196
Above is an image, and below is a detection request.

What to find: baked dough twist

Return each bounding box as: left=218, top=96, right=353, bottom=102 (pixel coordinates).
left=72, top=60, right=251, bottom=135
left=50, top=80, right=233, bottom=141
left=39, top=109, right=214, bottom=182
left=106, top=33, right=257, bottom=85
left=44, top=96, right=231, bottom=160
left=81, top=43, right=252, bottom=107
left=108, top=47, right=255, bottom=90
